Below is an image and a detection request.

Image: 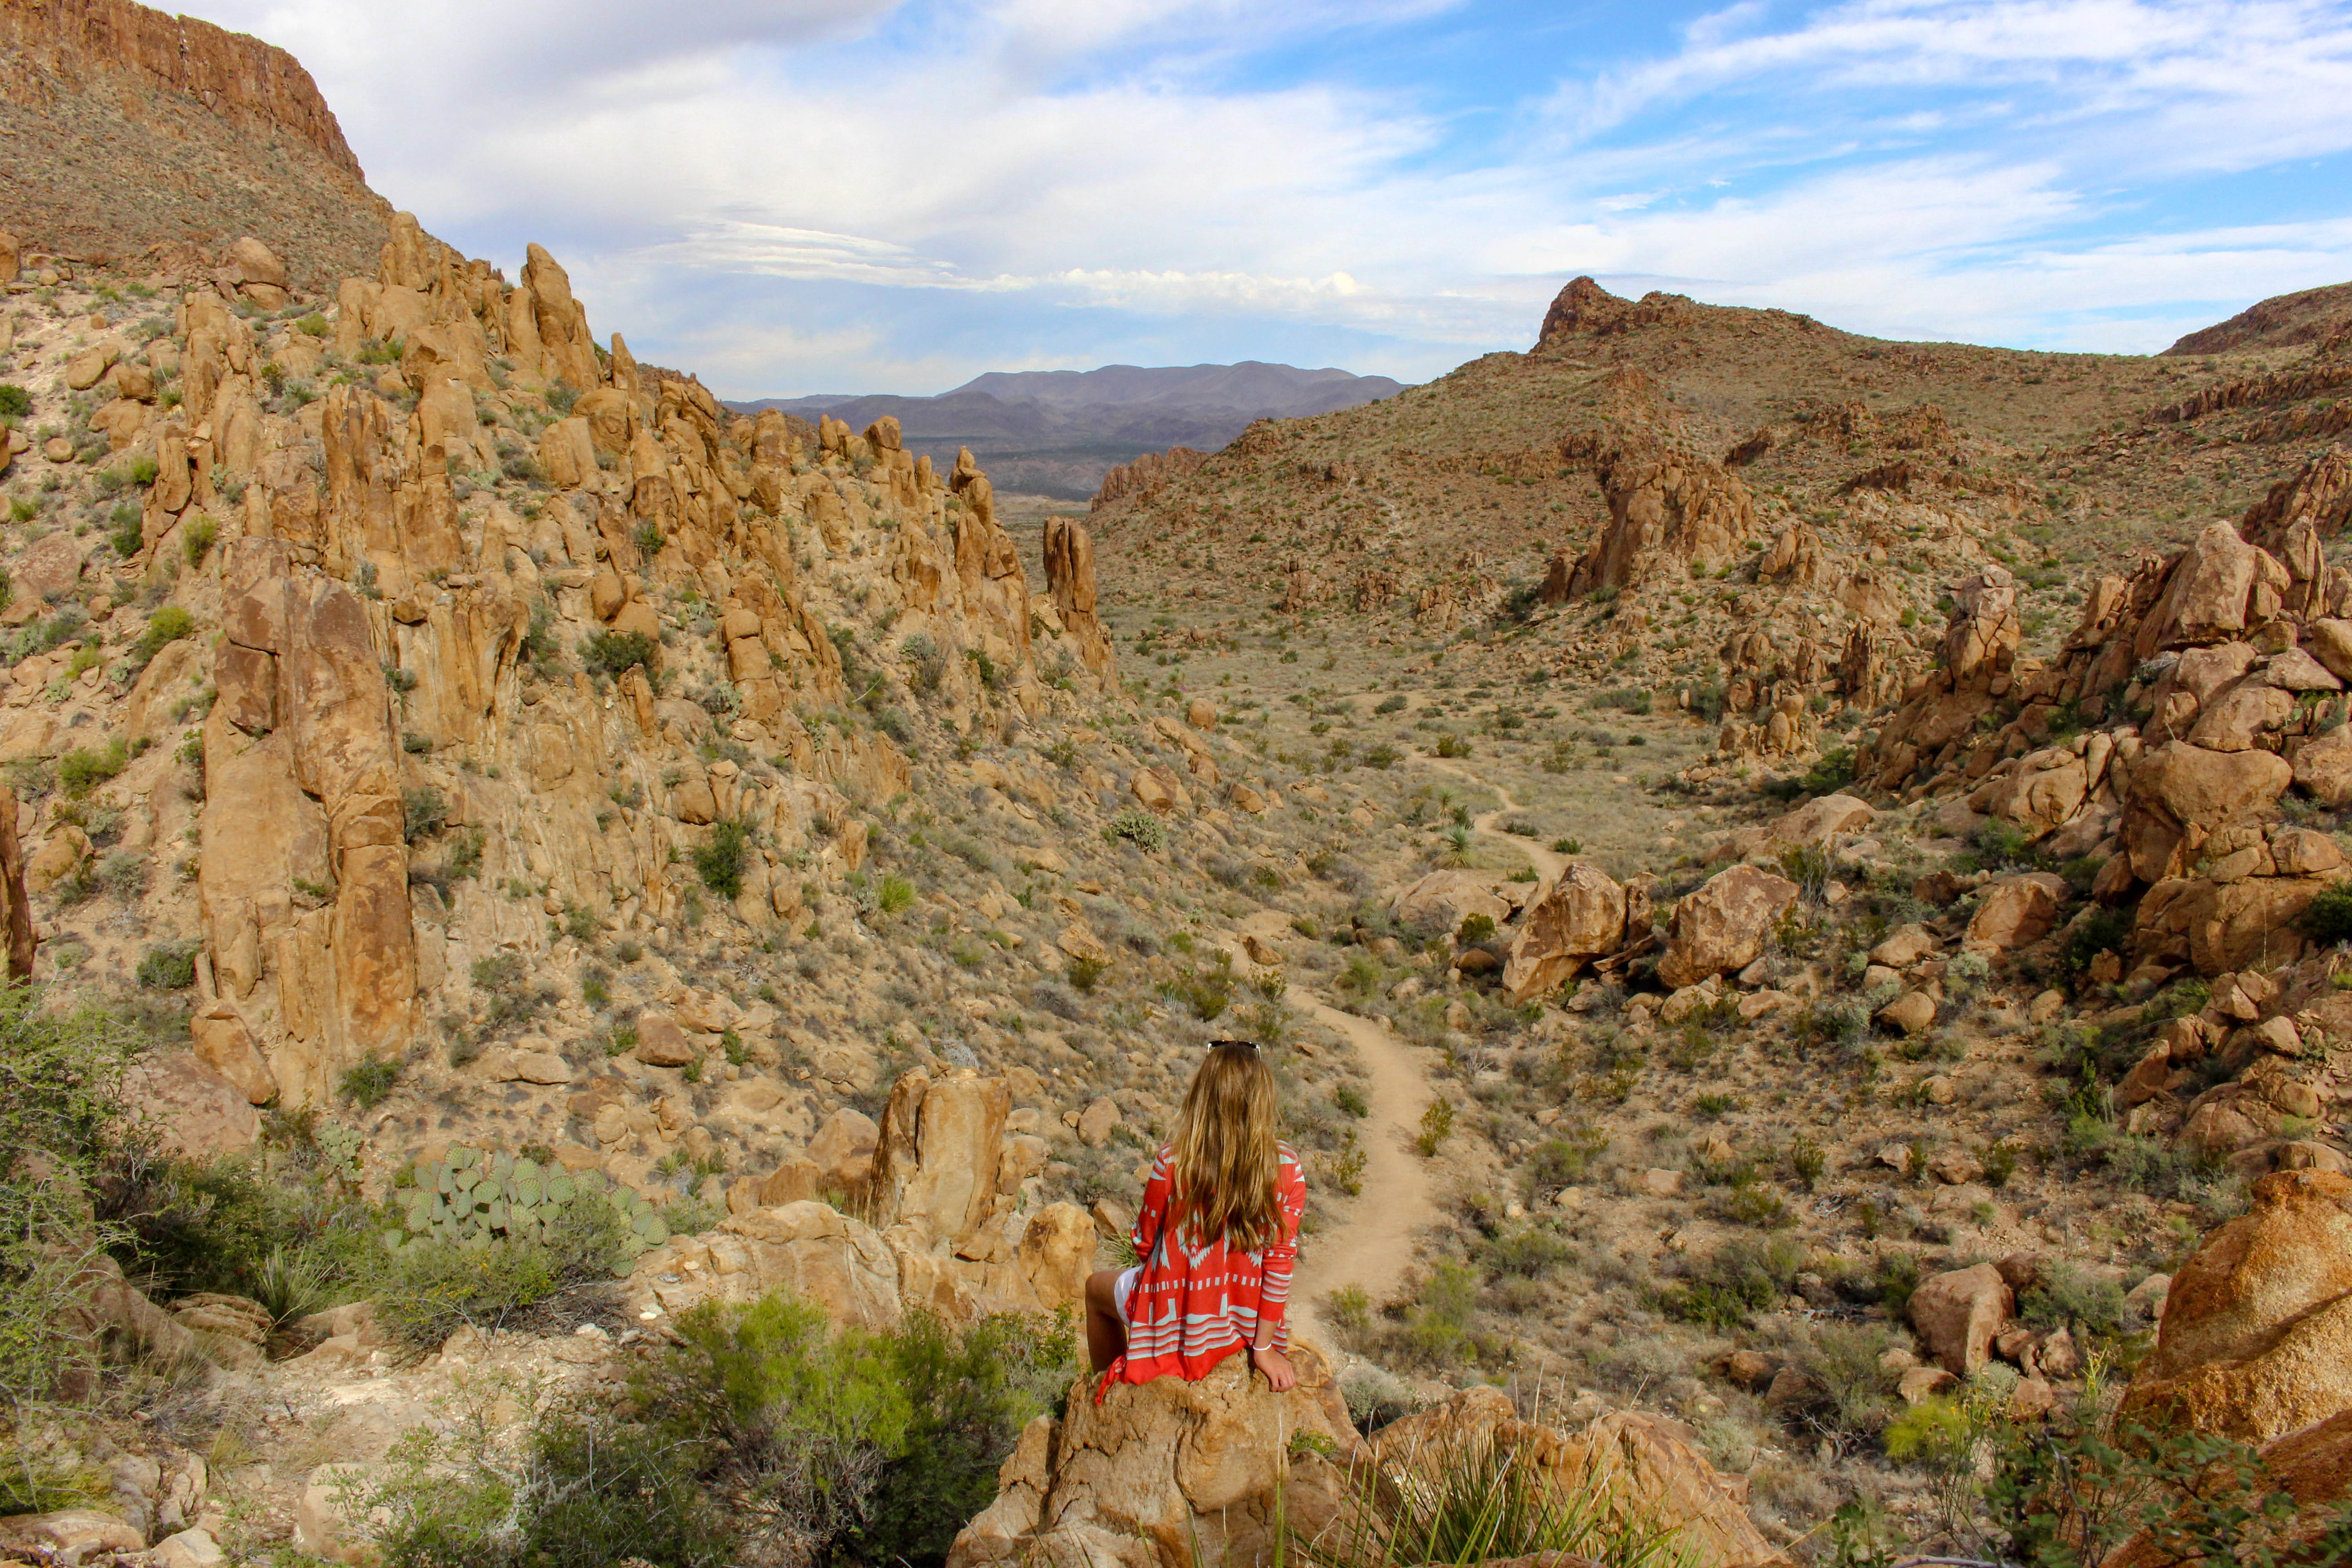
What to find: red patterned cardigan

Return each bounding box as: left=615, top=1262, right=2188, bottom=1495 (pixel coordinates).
left=1097, top=1141, right=1306, bottom=1398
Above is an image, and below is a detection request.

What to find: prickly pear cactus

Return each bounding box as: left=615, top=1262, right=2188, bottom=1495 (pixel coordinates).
left=385, top=1145, right=670, bottom=1274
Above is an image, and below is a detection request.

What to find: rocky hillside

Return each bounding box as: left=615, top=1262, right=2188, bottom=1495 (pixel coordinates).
left=0, top=0, right=391, bottom=284
left=5, top=13, right=2352, bottom=1562
left=2166, top=279, right=2352, bottom=357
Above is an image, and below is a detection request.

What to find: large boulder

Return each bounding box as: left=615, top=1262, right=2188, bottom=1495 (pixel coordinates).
left=873, top=1068, right=1010, bottom=1245
left=628, top=1200, right=904, bottom=1329
left=1965, top=872, right=2069, bottom=951
left=950, top=1340, right=1359, bottom=1568
left=2120, top=741, right=2293, bottom=883
left=1657, top=865, right=1799, bottom=990
left=2134, top=521, right=2286, bottom=659
left=2292, top=725, right=2352, bottom=807
left=123, top=1052, right=259, bottom=1158
left=1503, top=864, right=1630, bottom=1000
left=1970, top=750, right=2087, bottom=838
left=1390, top=870, right=1509, bottom=939
left=2117, top=1170, right=2352, bottom=1444
left=1908, top=1262, right=2014, bottom=1376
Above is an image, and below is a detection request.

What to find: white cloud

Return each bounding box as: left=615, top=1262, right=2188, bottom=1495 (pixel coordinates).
left=177, top=0, right=2352, bottom=390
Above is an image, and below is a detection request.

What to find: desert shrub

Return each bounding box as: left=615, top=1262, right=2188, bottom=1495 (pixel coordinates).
left=0, top=385, right=30, bottom=419
left=2299, top=882, right=2352, bottom=945
left=1104, top=808, right=1167, bottom=850
left=582, top=630, right=657, bottom=677
left=0, top=992, right=147, bottom=1407
left=1764, top=745, right=1857, bottom=803
left=2020, top=1262, right=2127, bottom=1338
left=1432, top=732, right=1470, bottom=758
left=1159, top=961, right=1234, bottom=1022
left=1375, top=694, right=1407, bottom=714
left=56, top=739, right=129, bottom=798
left=694, top=819, right=753, bottom=900
left=402, top=785, right=446, bottom=843
left=181, top=515, right=217, bottom=566
left=1414, top=1098, right=1455, bottom=1156
left=902, top=634, right=948, bottom=696
left=132, top=604, right=195, bottom=669
left=1296, top=1416, right=1686, bottom=1568
left=1661, top=1236, right=1806, bottom=1330
left=368, top=1401, right=731, bottom=1568
left=341, top=1054, right=401, bottom=1109
left=877, top=875, right=914, bottom=915
left=1456, top=912, right=1496, bottom=945
left=1067, top=954, right=1107, bottom=993
left=135, top=939, right=200, bottom=990
left=623, top=1294, right=1077, bottom=1568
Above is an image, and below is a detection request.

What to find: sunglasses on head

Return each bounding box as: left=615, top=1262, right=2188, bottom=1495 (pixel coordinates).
left=1209, top=1039, right=1260, bottom=1051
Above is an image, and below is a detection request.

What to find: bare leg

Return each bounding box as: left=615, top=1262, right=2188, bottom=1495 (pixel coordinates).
left=1085, top=1269, right=1127, bottom=1373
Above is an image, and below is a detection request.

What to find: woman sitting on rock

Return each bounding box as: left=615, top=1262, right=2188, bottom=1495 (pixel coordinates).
left=1087, top=1039, right=1306, bottom=1397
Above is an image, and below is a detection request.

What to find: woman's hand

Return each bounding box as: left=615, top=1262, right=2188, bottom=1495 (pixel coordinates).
left=1250, top=1344, right=1297, bottom=1392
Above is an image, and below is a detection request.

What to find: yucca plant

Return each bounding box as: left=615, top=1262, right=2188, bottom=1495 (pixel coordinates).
left=1293, top=1423, right=1692, bottom=1568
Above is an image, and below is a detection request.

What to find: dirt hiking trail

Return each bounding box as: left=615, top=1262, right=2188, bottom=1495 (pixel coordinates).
left=1286, top=767, right=1563, bottom=1343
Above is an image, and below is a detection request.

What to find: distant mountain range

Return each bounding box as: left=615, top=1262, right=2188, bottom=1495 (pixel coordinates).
left=728, top=361, right=1406, bottom=500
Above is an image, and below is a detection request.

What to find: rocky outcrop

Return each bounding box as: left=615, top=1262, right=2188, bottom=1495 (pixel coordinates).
left=2119, top=1169, right=2352, bottom=1445
left=1559, top=441, right=1758, bottom=600
left=1534, top=277, right=1699, bottom=350
left=0, top=0, right=391, bottom=282
left=1043, top=515, right=1117, bottom=676
left=1657, top=866, right=1799, bottom=990
left=1504, top=864, right=1638, bottom=1001
left=950, top=1341, right=1359, bottom=1568
left=1093, top=446, right=1208, bottom=510
left=202, top=538, right=416, bottom=1105
left=1855, top=488, right=2352, bottom=978
left=631, top=1069, right=1096, bottom=1329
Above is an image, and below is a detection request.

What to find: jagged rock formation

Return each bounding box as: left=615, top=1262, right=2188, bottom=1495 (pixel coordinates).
left=1858, top=450, right=2352, bottom=982
left=1534, top=276, right=1701, bottom=350
left=1558, top=438, right=1759, bottom=600
left=1092, top=446, right=1208, bottom=510
left=627, top=1067, right=1096, bottom=1328
left=3, top=210, right=1123, bottom=1127
left=0, top=0, right=391, bottom=283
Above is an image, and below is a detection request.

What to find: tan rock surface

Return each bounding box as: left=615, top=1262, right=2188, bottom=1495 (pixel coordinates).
left=1657, top=865, right=1799, bottom=989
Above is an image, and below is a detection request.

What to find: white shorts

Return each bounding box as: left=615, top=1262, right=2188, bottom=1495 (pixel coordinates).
left=1113, top=1265, right=1141, bottom=1323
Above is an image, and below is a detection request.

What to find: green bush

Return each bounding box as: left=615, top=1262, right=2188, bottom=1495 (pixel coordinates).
left=1661, top=1236, right=1807, bottom=1330
left=0, top=385, right=30, bottom=419
left=1298, top=1415, right=1685, bottom=1568
left=582, top=630, right=658, bottom=677
left=877, top=875, right=914, bottom=915
left=1456, top=912, right=1497, bottom=945
left=182, top=515, right=217, bottom=566
left=2299, top=882, right=2352, bottom=945
left=110, top=506, right=144, bottom=559
left=341, top=1054, right=401, bottom=1109
left=0, top=992, right=147, bottom=1406
left=135, top=939, right=199, bottom=990
left=57, top=739, right=129, bottom=799
left=402, top=785, right=446, bottom=843
left=132, top=605, right=195, bottom=669
left=1104, top=808, right=1167, bottom=850
left=693, top=819, right=753, bottom=899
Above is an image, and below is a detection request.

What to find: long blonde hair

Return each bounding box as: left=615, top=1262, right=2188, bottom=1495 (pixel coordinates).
left=1168, top=1042, right=1282, bottom=1254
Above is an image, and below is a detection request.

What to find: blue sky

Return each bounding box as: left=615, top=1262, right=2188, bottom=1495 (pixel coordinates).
left=191, top=0, right=2352, bottom=396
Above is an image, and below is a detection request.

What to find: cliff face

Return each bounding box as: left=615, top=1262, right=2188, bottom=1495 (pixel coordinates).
left=0, top=0, right=390, bottom=283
